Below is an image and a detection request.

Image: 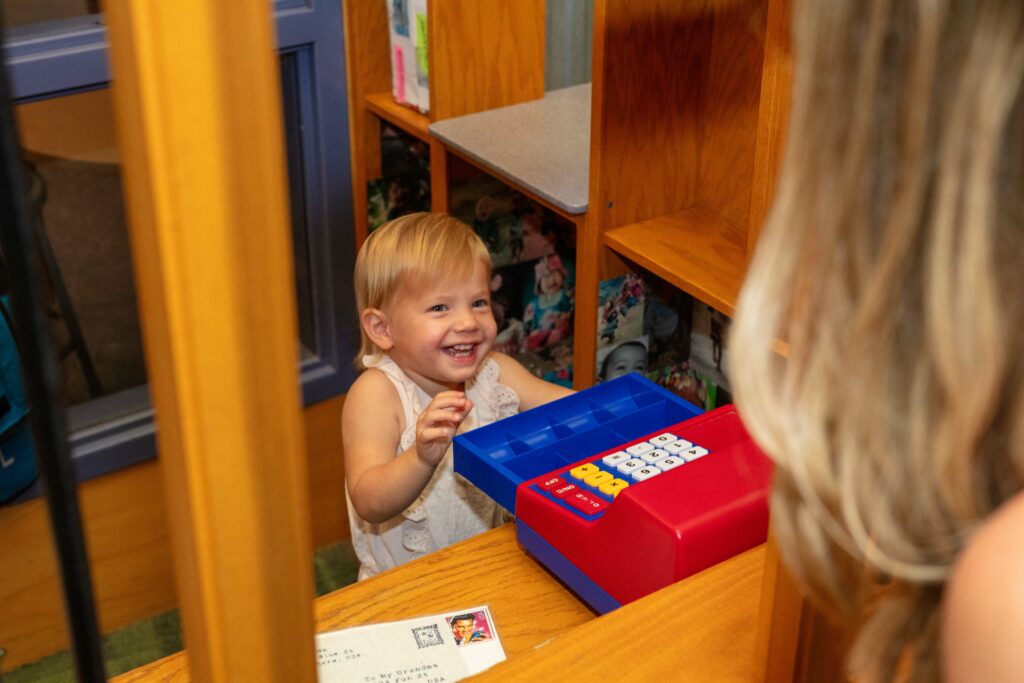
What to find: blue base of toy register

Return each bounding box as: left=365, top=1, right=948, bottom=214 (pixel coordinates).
left=453, top=373, right=772, bottom=614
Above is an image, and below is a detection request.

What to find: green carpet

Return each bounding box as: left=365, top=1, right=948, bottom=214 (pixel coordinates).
left=2, top=541, right=359, bottom=682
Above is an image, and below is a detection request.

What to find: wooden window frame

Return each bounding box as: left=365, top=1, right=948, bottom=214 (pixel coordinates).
left=3, top=0, right=355, bottom=497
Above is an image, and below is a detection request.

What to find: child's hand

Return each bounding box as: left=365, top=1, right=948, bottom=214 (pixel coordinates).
left=415, top=391, right=473, bottom=467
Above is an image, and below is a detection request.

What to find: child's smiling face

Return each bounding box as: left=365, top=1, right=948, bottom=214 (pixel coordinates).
left=603, top=343, right=647, bottom=380
left=539, top=269, right=564, bottom=295
left=382, top=261, right=497, bottom=394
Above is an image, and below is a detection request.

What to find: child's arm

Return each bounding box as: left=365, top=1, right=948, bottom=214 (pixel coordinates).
left=490, top=351, right=574, bottom=411
left=343, top=369, right=471, bottom=523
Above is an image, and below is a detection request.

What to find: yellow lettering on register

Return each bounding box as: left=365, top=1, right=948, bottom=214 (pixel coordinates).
left=599, top=478, right=629, bottom=498
left=569, top=463, right=600, bottom=479
left=584, top=471, right=613, bottom=487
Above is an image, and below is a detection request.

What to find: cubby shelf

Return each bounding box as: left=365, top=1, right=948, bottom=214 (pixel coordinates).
left=364, top=91, right=430, bottom=142
left=344, top=0, right=790, bottom=390
left=343, top=0, right=544, bottom=246
left=429, top=84, right=591, bottom=216
left=604, top=208, right=747, bottom=317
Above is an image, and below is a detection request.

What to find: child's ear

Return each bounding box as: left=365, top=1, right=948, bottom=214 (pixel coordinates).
left=361, top=308, right=394, bottom=351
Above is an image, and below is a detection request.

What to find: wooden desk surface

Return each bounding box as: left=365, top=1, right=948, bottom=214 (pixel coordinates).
left=475, top=544, right=765, bottom=682
left=114, top=524, right=763, bottom=681
left=112, top=523, right=594, bottom=681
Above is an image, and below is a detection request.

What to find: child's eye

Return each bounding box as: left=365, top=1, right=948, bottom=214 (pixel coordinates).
left=472, top=299, right=490, bottom=308
left=429, top=304, right=448, bottom=312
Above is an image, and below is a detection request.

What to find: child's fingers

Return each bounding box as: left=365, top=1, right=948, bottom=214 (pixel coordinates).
left=420, top=411, right=462, bottom=434
left=428, top=392, right=469, bottom=414
left=431, top=389, right=464, bottom=400
left=419, top=425, right=455, bottom=444
left=416, top=394, right=473, bottom=463
left=418, top=405, right=461, bottom=432
left=417, top=425, right=456, bottom=468
left=422, top=401, right=471, bottom=427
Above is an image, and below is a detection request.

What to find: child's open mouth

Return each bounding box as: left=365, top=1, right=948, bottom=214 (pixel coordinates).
left=445, top=344, right=476, bottom=359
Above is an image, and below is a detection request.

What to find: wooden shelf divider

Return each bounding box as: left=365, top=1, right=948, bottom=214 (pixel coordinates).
left=604, top=207, right=748, bottom=317
left=363, top=91, right=430, bottom=142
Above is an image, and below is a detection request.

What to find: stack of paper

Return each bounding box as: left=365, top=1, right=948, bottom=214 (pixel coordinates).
left=386, top=0, right=429, bottom=113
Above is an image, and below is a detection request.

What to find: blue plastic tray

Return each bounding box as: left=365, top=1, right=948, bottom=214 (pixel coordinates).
left=453, top=373, right=702, bottom=513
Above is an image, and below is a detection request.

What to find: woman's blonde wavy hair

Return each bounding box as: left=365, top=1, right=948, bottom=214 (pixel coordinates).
left=730, top=1, right=1024, bottom=680
left=353, top=212, right=491, bottom=366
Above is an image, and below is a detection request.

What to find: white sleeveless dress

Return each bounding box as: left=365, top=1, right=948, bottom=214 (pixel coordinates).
left=347, top=354, right=520, bottom=579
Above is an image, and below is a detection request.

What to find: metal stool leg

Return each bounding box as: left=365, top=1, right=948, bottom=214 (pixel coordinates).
left=24, top=160, right=103, bottom=398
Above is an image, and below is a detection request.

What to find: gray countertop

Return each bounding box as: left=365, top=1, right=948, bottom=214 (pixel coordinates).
left=428, top=83, right=591, bottom=215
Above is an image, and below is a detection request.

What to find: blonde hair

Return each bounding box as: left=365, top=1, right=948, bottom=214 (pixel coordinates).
left=730, top=1, right=1024, bottom=680
left=353, top=213, right=491, bottom=365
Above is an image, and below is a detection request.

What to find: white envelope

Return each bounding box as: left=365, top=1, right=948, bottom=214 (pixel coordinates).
left=316, top=605, right=506, bottom=682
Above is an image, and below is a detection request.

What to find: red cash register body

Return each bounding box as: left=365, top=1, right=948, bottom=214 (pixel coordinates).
left=453, top=374, right=773, bottom=613
left=516, top=406, right=772, bottom=608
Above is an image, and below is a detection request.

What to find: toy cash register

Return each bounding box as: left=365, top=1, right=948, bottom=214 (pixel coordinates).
left=453, top=373, right=772, bottom=614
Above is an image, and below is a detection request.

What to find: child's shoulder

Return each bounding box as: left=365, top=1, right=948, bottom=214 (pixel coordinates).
left=485, top=352, right=525, bottom=392
left=487, top=351, right=574, bottom=411
left=486, top=351, right=519, bottom=377
left=344, top=367, right=403, bottom=417
left=340, top=367, right=406, bottom=464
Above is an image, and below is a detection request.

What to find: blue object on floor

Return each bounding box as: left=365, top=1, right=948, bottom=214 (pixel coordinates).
left=0, top=294, right=37, bottom=503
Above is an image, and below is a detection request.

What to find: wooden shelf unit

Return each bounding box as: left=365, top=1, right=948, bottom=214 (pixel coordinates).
left=586, top=0, right=785, bottom=310
left=342, top=0, right=546, bottom=246
left=343, top=0, right=789, bottom=386
left=341, top=3, right=845, bottom=680
left=581, top=0, right=789, bottom=382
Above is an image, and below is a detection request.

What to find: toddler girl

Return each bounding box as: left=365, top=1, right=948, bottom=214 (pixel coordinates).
left=342, top=212, right=573, bottom=579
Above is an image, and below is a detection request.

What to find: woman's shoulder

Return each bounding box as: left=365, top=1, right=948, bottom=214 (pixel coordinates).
left=942, top=491, right=1024, bottom=681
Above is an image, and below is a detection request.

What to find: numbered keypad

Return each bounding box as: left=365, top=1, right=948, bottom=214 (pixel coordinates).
left=534, top=430, right=713, bottom=520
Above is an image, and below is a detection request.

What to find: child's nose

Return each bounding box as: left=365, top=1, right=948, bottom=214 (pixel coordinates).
left=453, top=308, right=478, bottom=331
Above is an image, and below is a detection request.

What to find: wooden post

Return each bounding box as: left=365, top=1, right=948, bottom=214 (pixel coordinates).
left=103, top=1, right=317, bottom=680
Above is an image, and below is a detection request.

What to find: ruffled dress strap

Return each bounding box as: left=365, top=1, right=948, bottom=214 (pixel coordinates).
left=465, top=356, right=520, bottom=425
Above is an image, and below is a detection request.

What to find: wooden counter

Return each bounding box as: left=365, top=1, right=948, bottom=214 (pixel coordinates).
left=114, top=524, right=763, bottom=681
left=477, top=543, right=765, bottom=682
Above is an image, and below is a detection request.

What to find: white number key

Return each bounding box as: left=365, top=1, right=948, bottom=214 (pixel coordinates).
left=683, top=446, right=710, bottom=461
left=656, top=456, right=685, bottom=472
left=616, top=458, right=645, bottom=474
left=648, top=433, right=678, bottom=446
left=639, top=448, right=670, bottom=464
left=626, top=442, right=655, bottom=457
left=631, top=466, right=661, bottom=481
left=663, top=439, right=693, bottom=454
left=602, top=451, right=631, bottom=467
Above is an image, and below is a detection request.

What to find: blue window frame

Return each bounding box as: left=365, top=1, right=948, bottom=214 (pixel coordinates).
left=4, top=1, right=356, bottom=491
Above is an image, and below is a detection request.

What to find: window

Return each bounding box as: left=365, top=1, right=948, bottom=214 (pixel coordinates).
left=0, top=0, right=98, bottom=29
left=4, top=0, right=356, bottom=491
